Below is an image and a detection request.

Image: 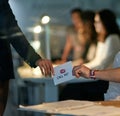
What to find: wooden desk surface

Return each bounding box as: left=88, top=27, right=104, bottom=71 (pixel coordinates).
left=97, top=101, right=120, bottom=107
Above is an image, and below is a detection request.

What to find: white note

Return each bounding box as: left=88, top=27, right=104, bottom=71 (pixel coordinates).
left=53, top=61, right=75, bottom=85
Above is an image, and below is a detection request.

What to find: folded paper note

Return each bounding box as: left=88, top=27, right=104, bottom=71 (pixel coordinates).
left=53, top=61, right=75, bottom=85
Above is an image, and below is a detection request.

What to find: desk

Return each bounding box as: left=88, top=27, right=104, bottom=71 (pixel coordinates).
left=97, top=101, right=120, bottom=107
left=19, top=100, right=120, bottom=116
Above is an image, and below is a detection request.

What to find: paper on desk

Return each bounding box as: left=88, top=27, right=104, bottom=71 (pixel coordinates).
left=19, top=100, right=120, bottom=116
left=58, top=105, right=120, bottom=116
left=18, top=100, right=94, bottom=113
left=53, top=61, right=75, bottom=85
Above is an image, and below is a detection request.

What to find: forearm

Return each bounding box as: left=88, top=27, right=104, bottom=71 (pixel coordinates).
left=95, top=68, right=120, bottom=82
left=9, top=27, right=42, bottom=67
left=62, top=44, right=72, bottom=61
left=62, top=49, right=71, bottom=61
left=12, top=38, right=41, bottom=67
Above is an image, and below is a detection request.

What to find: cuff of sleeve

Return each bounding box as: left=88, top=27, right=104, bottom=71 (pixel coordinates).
left=31, top=55, right=42, bottom=68
left=26, top=54, right=42, bottom=68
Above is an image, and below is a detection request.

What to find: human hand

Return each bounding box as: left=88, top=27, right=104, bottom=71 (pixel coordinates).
left=36, top=59, right=54, bottom=76
left=72, top=65, right=90, bottom=78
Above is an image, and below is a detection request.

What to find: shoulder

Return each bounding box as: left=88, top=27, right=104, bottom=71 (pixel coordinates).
left=104, top=34, right=120, bottom=51
left=106, top=34, right=120, bottom=41
left=105, top=34, right=120, bottom=43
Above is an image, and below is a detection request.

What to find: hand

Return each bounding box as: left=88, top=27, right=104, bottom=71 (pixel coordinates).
left=72, top=65, right=90, bottom=78
left=36, top=59, right=54, bottom=76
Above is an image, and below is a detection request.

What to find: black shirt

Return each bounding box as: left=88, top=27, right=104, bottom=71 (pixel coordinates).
left=0, top=0, right=41, bottom=80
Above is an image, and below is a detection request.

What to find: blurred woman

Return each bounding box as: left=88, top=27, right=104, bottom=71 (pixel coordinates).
left=73, top=9, right=120, bottom=100
left=85, top=9, right=120, bottom=70
left=73, top=10, right=97, bottom=65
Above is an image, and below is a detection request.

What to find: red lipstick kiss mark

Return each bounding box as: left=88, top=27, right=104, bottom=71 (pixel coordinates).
left=60, top=69, right=66, bottom=74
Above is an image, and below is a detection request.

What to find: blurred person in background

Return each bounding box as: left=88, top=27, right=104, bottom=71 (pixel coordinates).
left=60, top=10, right=107, bottom=101
left=59, top=8, right=83, bottom=63
left=72, top=10, right=97, bottom=65
left=73, top=9, right=120, bottom=101
left=0, top=0, right=54, bottom=116
left=85, top=9, right=120, bottom=70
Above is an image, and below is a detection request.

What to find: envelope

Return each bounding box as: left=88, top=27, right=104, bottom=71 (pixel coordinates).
left=53, top=61, right=75, bottom=85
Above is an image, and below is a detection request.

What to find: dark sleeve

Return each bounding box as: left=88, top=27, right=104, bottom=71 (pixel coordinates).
left=8, top=27, right=42, bottom=68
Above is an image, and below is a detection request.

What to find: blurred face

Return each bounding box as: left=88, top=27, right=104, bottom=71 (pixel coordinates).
left=71, top=12, right=82, bottom=28
left=94, top=14, right=106, bottom=34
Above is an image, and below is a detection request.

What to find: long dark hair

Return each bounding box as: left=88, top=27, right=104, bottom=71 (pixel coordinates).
left=98, top=9, right=120, bottom=37
left=81, top=10, right=97, bottom=44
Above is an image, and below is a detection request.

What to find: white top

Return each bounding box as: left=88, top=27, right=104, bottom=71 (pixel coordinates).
left=105, top=51, right=120, bottom=100
left=86, top=43, right=96, bottom=61
left=84, top=34, right=120, bottom=100
left=85, top=34, right=120, bottom=70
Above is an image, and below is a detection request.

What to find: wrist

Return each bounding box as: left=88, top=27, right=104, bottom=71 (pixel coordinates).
left=89, top=70, right=98, bottom=79
left=35, top=59, right=42, bottom=66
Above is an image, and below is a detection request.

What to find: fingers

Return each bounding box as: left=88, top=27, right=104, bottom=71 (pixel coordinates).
left=73, top=65, right=91, bottom=79
left=40, top=61, right=48, bottom=76
left=43, top=60, right=51, bottom=76
left=39, top=63, right=44, bottom=75
left=37, top=59, right=54, bottom=76
left=72, top=65, right=82, bottom=78
left=48, top=61, right=54, bottom=75
left=74, top=69, right=82, bottom=78
left=45, top=60, right=54, bottom=76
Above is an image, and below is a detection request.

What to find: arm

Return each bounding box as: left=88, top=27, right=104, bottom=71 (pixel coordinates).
left=9, top=27, right=54, bottom=76
left=73, top=65, right=120, bottom=83
left=86, top=44, right=96, bottom=62
left=61, top=35, right=72, bottom=61
left=95, top=68, right=120, bottom=82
